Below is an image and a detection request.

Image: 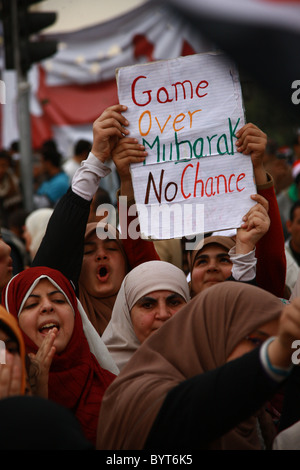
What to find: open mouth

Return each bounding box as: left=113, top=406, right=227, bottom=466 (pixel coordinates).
left=39, top=323, right=59, bottom=334
left=97, top=266, right=109, bottom=282
left=99, top=266, right=108, bottom=277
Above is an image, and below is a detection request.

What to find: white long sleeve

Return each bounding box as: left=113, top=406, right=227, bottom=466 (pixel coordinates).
left=71, top=152, right=111, bottom=201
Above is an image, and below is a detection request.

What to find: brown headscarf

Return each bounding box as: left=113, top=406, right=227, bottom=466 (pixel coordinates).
left=188, top=235, right=236, bottom=272
left=78, top=222, right=129, bottom=335
left=97, top=281, right=283, bottom=450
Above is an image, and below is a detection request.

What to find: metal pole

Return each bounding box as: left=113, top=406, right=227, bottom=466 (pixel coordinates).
left=11, top=0, right=34, bottom=213
left=17, top=78, right=34, bottom=212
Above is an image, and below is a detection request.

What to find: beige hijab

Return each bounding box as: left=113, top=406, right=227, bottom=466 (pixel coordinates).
left=290, top=270, right=300, bottom=301
left=102, top=260, right=190, bottom=371
left=97, top=281, right=283, bottom=450
left=78, top=222, right=129, bottom=335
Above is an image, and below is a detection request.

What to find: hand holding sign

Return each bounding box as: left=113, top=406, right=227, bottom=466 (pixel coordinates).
left=236, top=123, right=268, bottom=185
left=91, top=104, right=129, bottom=162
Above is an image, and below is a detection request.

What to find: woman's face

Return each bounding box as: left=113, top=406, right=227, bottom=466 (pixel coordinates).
left=191, top=244, right=232, bottom=295
left=0, top=235, right=13, bottom=292
left=80, top=233, right=127, bottom=298
left=18, top=278, right=75, bottom=353
left=130, top=290, right=187, bottom=343
left=0, top=328, right=19, bottom=356
left=226, top=318, right=280, bottom=362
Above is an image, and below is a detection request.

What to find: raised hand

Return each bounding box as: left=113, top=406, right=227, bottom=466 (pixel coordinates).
left=268, top=298, right=300, bottom=369
left=112, top=136, right=147, bottom=184
left=236, top=194, right=270, bottom=253
left=0, top=352, right=24, bottom=398
left=27, top=328, right=57, bottom=398
left=236, top=123, right=268, bottom=185
left=91, top=104, right=130, bottom=163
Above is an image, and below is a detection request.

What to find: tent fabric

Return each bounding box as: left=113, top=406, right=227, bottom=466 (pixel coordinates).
left=27, top=0, right=212, bottom=154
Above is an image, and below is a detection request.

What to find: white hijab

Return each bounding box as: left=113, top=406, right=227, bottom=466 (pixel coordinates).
left=25, top=208, right=54, bottom=259
left=102, top=260, right=190, bottom=371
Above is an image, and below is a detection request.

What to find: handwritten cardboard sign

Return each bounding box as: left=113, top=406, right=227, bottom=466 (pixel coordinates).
left=116, top=52, right=256, bottom=239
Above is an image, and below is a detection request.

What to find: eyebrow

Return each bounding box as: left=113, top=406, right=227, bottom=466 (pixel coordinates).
left=84, top=239, right=118, bottom=247
left=194, top=252, right=230, bottom=261
left=27, top=290, right=63, bottom=299
left=136, top=293, right=183, bottom=305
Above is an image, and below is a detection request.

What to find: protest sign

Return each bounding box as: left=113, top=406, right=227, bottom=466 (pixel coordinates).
left=116, top=52, right=256, bottom=239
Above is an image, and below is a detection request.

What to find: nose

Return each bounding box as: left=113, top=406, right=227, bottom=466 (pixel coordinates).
left=40, top=298, right=54, bottom=313
left=207, top=259, right=218, bottom=272
left=95, top=245, right=108, bottom=260
left=154, top=302, right=171, bottom=320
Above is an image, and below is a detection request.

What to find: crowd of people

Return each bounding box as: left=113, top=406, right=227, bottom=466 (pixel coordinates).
left=0, top=103, right=300, bottom=451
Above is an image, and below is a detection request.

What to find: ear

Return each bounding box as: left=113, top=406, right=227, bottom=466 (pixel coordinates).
left=286, top=219, right=292, bottom=233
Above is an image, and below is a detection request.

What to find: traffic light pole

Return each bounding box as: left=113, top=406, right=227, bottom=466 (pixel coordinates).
left=17, top=75, right=34, bottom=213
left=11, top=0, right=34, bottom=213
left=2, top=0, right=58, bottom=213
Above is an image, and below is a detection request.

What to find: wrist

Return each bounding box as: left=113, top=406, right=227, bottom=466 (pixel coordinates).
left=260, top=337, right=293, bottom=382
left=235, top=239, right=255, bottom=254
left=254, top=165, right=268, bottom=186
left=267, top=337, right=293, bottom=369
left=90, top=147, right=107, bottom=163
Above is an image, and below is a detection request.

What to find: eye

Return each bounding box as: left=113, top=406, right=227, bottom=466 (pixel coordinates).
left=84, top=249, right=95, bottom=255
left=245, top=335, right=264, bottom=347
left=4, top=340, right=19, bottom=355
left=220, top=257, right=231, bottom=264
left=23, top=301, right=38, bottom=310
left=194, top=258, right=206, bottom=267
left=105, top=242, right=119, bottom=252
left=168, top=297, right=184, bottom=307
left=53, top=298, right=66, bottom=304
left=140, top=301, right=154, bottom=309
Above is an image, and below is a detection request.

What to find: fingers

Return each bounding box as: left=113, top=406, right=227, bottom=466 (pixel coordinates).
left=93, top=105, right=129, bottom=137
left=0, top=352, right=23, bottom=398
left=241, top=195, right=269, bottom=231
left=113, top=137, right=148, bottom=164
left=91, top=105, right=131, bottom=161
left=243, top=211, right=270, bottom=234
left=9, top=354, right=23, bottom=396
left=35, top=329, right=57, bottom=366
left=249, top=194, right=269, bottom=212
left=0, top=353, right=12, bottom=399
left=235, top=123, right=267, bottom=156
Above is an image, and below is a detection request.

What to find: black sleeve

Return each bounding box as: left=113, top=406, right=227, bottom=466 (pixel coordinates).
left=144, top=347, right=283, bottom=451
left=32, top=188, right=91, bottom=293
left=277, top=366, right=300, bottom=432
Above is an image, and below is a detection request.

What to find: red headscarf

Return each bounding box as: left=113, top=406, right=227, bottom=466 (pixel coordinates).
left=2, top=266, right=116, bottom=446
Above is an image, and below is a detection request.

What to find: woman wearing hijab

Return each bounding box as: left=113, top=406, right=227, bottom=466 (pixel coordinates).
left=23, top=208, right=54, bottom=263
left=32, top=105, right=160, bottom=336
left=2, top=266, right=118, bottom=446
left=188, top=190, right=282, bottom=297
left=102, top=260, right=190, bottom=371
left=96, top=281, right=297, bottom=450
